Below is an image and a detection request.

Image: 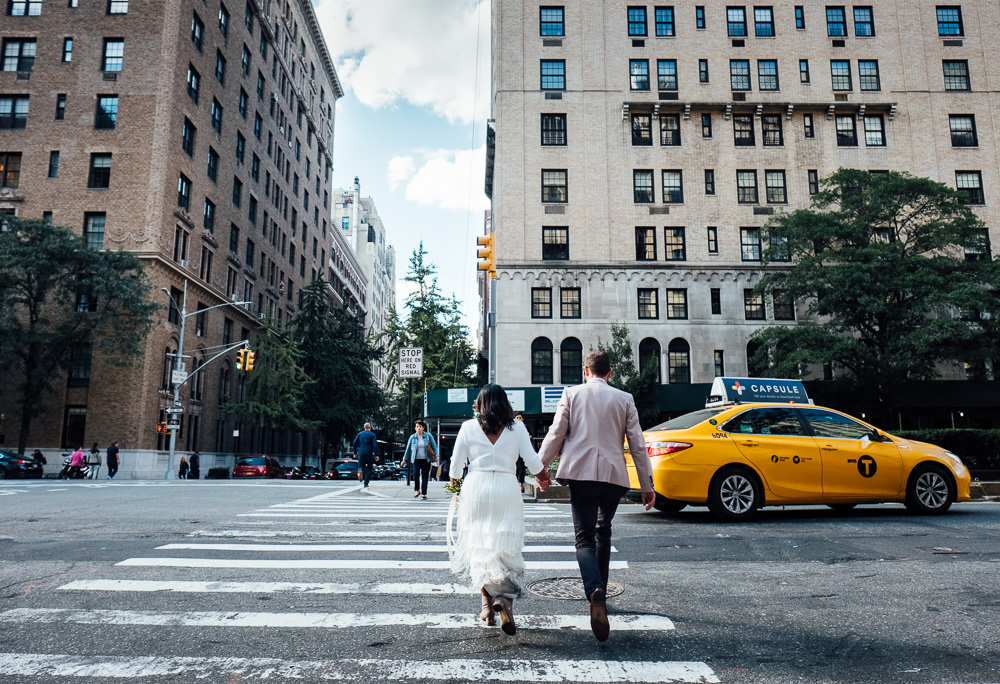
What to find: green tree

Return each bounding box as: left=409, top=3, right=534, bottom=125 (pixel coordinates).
left=753, top=169, right=1000, bottom=422
left=594, top=322, right=661, bottom=427
left=0, top=218, right=159, bottom=454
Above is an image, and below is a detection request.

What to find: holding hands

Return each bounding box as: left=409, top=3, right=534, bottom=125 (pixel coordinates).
left=533, top=469, right=552, bottom=492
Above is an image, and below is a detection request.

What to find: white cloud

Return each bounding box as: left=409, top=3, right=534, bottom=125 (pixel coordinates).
left=386, top=156, right=416, bottom=191
left=314, top=0, right=490, bottom=125
left=399, top=147, right=490, bottom=213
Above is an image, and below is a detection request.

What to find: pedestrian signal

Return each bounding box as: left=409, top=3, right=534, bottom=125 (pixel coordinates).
left=476, top=233, right=496, bottom=277
left=156, top=422, right=168, bottom=433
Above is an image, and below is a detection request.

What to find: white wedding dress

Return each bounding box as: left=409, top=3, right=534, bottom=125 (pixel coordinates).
left=449, top=418, right=545, bottom=599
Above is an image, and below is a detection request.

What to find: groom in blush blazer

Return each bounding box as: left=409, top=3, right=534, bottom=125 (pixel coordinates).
left=537, top=349, right=655, bottom=642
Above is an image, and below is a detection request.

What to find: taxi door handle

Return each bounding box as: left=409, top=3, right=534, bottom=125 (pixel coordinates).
left=738, top=440, right=760, bottom=447
left=820, top=444, right=838, bottom=451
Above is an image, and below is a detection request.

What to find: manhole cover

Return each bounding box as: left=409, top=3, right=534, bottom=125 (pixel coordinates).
left=526, top=577, right=624, bottom=600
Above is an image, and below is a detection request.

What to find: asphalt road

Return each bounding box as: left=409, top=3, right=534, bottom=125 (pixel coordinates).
left=1, top=478, right=998, bottom=683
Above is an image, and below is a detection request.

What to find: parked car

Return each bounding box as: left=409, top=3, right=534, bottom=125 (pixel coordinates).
left=232, top=455, right=286, bottom=478
left=625, top=402, right=972, bottom=521
left=327, top=461, right=359, bottom=480
left=286, top=465, right=323, bottom=480
left=0, top=450, right=45, bottom=479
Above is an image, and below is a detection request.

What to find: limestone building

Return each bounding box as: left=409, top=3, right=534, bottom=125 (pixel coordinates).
left=0, top=0, right=346, bottom=468
left=486, top=1, right=1000, bottom=407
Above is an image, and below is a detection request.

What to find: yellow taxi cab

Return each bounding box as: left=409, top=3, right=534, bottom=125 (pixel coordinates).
left=625, top=378, right=971, bottom=521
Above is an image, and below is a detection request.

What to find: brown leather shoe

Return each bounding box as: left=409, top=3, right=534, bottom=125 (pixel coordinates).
left=480, top=588, right=496, bottom=626
left=589, top=588, right=609, bottom=642
left=492, top=595, right=516, bottom=635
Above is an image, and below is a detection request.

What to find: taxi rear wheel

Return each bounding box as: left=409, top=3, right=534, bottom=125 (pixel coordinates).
left=708, top=467, right=761, bottom=522
left=905, top=464, right=954, bottom=515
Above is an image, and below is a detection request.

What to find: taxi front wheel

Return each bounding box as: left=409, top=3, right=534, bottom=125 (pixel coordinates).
left=708, top=467, right=761, bottom=522
left=905, top=464, right=954, bottom=515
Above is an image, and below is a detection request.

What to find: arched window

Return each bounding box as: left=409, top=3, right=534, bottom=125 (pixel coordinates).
left=638, top=337, right=661, bottom=382
left=560, top=337, right=583, bottom=384
left=161, top=347, right=176, bottom=389
left=747, top=339, right=766, bottom=376
left=218, top=366, right=231, bottom=407
left=667, top=338, right=691, bottom=383
left=531, top=337, right=554, bottom=384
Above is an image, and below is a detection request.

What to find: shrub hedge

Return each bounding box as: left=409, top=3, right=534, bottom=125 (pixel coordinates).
left=206, top=466, right=230, bottom=479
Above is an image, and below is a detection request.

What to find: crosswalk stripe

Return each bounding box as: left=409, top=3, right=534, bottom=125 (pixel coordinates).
left=0, top=608, right=674, bottom=632
left=0, top=654, right=719, bottom=682
left=186, top=528, right=575, bottom=538
left=58, top=579, right=472, bottom=594
left=154, top=542, right=613, bottom=553
left=237, top=512, right=567, bottom=518
left=115, top=557, right=628, bottom=570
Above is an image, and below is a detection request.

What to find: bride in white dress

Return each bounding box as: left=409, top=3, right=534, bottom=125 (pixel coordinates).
left=449, top=384, right=551, bottom=635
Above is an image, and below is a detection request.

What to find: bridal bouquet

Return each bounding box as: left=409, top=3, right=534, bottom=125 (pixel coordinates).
left=444, top=479, right=462, bottom=496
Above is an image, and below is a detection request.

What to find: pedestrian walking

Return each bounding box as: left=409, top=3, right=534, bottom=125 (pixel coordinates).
left=31, top=449, right=46, bottom=466
left=352, top=423, right=379, bottom=489
left=403, top=420, right=438, bottom=499
left=188, top=451, right=200, bottom=480
left=537, top=350, right=656, bottom=642
left=178, top=456, right=189, bottom=479
left=106, top=441, right=120, bottom=479
left=87, top=441, right=102, bottom=479
left=448, top=384, right=551, bottom=636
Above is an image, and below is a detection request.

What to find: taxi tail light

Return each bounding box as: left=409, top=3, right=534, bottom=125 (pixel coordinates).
left=647, top=441, right=693, bottom=457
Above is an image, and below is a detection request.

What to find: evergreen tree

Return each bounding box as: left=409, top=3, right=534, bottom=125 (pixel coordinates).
left=595, top=322, right=661, bottom=427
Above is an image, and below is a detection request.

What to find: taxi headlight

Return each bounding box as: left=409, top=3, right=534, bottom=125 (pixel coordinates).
left=943, top=451, right=966, bottom=468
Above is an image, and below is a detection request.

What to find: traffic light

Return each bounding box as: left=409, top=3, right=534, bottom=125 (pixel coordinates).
left=476, top=233, right=496, bottom=277
left=245, top=351, right=256, bottom=371
left=156, top=422, right=167, bottom=434
left=235, top=348, right=247, bottom=370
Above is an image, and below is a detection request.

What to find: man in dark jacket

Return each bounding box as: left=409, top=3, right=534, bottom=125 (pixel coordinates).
left=352, top=423, right=379, bottom=489
left=188, top=451, right=200, bottom=480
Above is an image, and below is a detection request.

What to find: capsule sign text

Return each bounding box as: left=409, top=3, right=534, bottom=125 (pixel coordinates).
left=399, top=347, right=424, bottom=379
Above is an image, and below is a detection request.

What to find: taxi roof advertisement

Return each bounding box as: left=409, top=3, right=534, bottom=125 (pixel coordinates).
left=711, top=377, right=810, bottom=404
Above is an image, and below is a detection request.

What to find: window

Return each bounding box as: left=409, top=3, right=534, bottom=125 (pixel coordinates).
left=107, top=0, right=127, bottom=13
left=542, top=226, right=569, bottom=260
left=705, top=169, right=715, bottom=195
left=636, top=226, right=656, bottom=260
left=707, top=226, right=719, bottom=254
left=795, top=6, right=805, bottom=29
left=87, top=153, right=111, bottom=189
left=561, top=338, right=583, bottom=384
left=859, top=60, right=880, bottom=91
left=256, top=71, right=264, bottom=99
left=714, top=349, right=725, bottom=376
left=83, top=212, right=105, bottom=250
left=542, top=169, right=567, bottom=202
left=761, top=114, right=782, bottom=146
left=235, top=132, right=245, bottom=162
left=738, top=171, right=759, bottom=204
left=854, top=6, right=873, bottom=36
left=245, top=238, right=254, bottom=268
left=0, top=95, right=29, bottom=129
left=540, top=6, right=564, bottom=36
left=54, top=93, right=65, bottom=120
left=956, top=171, right=984, bottom=204
left=744, top=289, right=765, bottom=319
left=937, top=6, right=963, bottom=36
left=62, top=37, right=73, bottom=62
left=177, top=173, right=191, bottom=210
left=943, top=60, right=970, bottom=91
left=633, top=170, right=654, bottom=203
left=2, top=38, right=37, bottom=72
left=808, top=169, right=819, bottom=194
left=758, top=60, right=778, bottom=90
left=695, top=5, right=705, bottom=29
left=531, top=338, right=553, bottom=384
left=730, top=59, right=750, bottom=90
left=864, top=115, right=885, bottom=146
left=247, top=194, right=256, bottom=224
left=251, top=154, right=259, bottom=181
left=710, top=287, right=722, bottom=314
left=800, top=59, right=810, bottom=83
left=699, top=59, right=709, bottom=83
left=218, top=3, right=229, bottom=37
left=531, top=288, right=552, bottom=318
left=773, top=290, right=795, bottom=320
left=181, top=117, right=196, bottom=156
left=754, top=7, right=774, bottom=36
left=662, top=170, right=683, bottom=203
left=666, top=289, right=688, bottom=319
left=95, top=94, right=117, bottom=128
left=655, top=7, right=675, bottom=36
left=541, top=60, right=565, bottom=90
left=541, top=113, right=566, bottom=145
left=174, top=225, right=190, bottom=264
left=67, top=344, right=93, bottom=387
left=191, top=12, right=204, bottom=49
left=241, top=44, right=250, bottom=75
left=765, top=170, right=786, bottom=203
left=560, top=288, right=581, bottom=318
left=727, top=6, right=746, bottom=36
left=215, top=50, right=226, bottom=84
left=211, top=98, right=222, bottom=133
left=203, top=198, right=215, bottom=232
left=770, top=234, right=791, bottom=261
left=232, top=177, right=242, bottom=207
left=186, top=64, right=200, bottom=103
left=949, top=114, right=977, bottom=147
left=631, top=113, right=652, bottom=145
left=102, top=38, right=124, bottom=71
left=835, top=115, right=857, bottom=146
left=0, top=152, right=21, bottom=187
left=238, top=88, right=248, bottom=118
left=638, top=288, right=659, bottom=319
left=630, top=59, right=650, bottom=90
left=668, top=338, right=690, bottom=383
left=804, top=113, right=814, bottom=138
left=628, top=6, right=647, bottom=35
left=657, top=59, right=677, bottom=90
left=659, top=114, right=680, bottom=145
left=733, top=114, right=754, bottom=146
left=741, top=227, right=762, bottom=260
left=701, top=113, right=712, bottom=138
left=826, top=6, right=846, bottom=36
left=47, top=150, right=59, bottom=177
left=207, top=147, right=219, bottom=181
left=831, top=60, right=852, bottom=90
left=664, top=227, right=686, bottom=260
left=254, top=112, right=262, bottom=138
left=10, top=0, right=42, bottom=15
left=229, top=223, right=239, bottom=252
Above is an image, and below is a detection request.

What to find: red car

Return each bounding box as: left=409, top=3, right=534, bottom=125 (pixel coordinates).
left=232, top=455, right=286, bottom=478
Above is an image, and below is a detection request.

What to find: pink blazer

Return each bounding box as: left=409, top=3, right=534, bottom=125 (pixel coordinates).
left=537, top=378, right=654, bottom=492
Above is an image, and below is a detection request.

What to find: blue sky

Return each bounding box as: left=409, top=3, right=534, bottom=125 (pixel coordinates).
left=314, top=0, right=491, bottom=331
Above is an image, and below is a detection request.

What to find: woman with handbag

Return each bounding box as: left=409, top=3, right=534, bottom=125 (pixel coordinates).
left=403, top=419, right=438, bottom=499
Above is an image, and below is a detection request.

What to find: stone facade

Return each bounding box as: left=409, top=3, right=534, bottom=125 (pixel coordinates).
left=488, top=1, right=1000, bottom=391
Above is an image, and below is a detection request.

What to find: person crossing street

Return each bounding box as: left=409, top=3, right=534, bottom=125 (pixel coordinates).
left=352, top=422, right=379, bottom=489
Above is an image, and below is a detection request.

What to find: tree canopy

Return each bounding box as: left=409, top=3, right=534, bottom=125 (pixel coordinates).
left=753, top=169, right=1000, bottom=420
left=595, top=322, right=661, bottom=428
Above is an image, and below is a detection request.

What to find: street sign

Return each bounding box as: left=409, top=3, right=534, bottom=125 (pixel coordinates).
left=171, top=370, right=186, bottom=386
left=166, top=420, right=180, bottom=429
left=164, top=407, right=184, bottom=414
left=399, top=347, right=423, bottom=378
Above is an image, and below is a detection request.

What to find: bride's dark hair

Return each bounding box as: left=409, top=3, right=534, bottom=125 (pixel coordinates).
left=474, top=384, right=515, bottom=435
